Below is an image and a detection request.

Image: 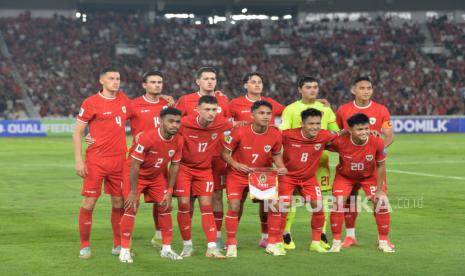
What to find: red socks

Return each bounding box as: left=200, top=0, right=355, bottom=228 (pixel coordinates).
left=120, top=208, right=136, bottom=248
left=267, top=211, right=281, bottom=244
left=111, top=207, right=124, bottom=248
left=344, top=201, right=358, bottom=229
left=200, top=205, right=217, bottom=243
left=330, top=203, right=344, bottom=240
left=213, top=211, right=224, bottom=232
left=79, top=207, right=93, bottom=249
left=158, top=206, right=173, bottom=245
left=375, top=207, right=391, bottom=240
left=177, top=203, right=192, bottom=241
left=225, top=209, right=239, bottom=245
left=311, top=211, right=325, bottom=242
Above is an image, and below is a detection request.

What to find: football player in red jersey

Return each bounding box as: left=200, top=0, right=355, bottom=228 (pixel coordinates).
left=279, top=108, right=337, bottom=253
left=174, top=95, right=231, bottom=259
left=175, top=67, right=231, bottom=248
left=327, top=113, right=394, bottom=253
left=335, top=76, right=394, bottom=248
left=222, top=100, right=287, bottom=257
left=73, top=67, right=130, bottom=259
left=228, top=72, right=285, bottom=247
left=118, top=107, right=184, bottom=263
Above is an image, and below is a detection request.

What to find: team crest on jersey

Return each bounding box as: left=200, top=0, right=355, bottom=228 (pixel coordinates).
left=314, top=143, right=321, bottom=151
left=79, top=108, right=84, bottom=117
left=211, top=133, right=218, bottom=140
left=366, top=155, right=374, bottom=161
left=122, top=106, right=127, bottom=114
left=226, top=136, right=233, bottom=144
left=135, top=144, right=144, bottom=154
left=168, top=150, right=175, bottom=157
left=264, top=145, right=272, bottom=152
left=369, top=117, right=376, bottom=125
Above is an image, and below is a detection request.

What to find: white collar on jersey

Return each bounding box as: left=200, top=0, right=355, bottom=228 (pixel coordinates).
left=353, top=100, right=372, bottom=109
left=98, top=92, right=117, bottom=100
left=143, top=95, right=160, bottom=104
left=158, top=128, right=174, bottom=142
left=350, top=134, right=369, bottom=146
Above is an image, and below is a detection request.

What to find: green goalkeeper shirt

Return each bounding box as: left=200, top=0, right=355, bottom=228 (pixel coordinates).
left=279, top=100, right=339, bottom=131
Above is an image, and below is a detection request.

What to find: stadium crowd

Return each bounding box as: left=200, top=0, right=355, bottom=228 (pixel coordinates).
left=0, top=12, right=464, bottom=118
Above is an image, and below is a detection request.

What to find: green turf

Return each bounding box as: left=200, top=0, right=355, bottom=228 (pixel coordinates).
left=1, top=134, right=464, bottom=275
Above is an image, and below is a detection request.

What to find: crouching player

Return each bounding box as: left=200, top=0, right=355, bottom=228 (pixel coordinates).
left=279, top=108, right=337, bottom=253
left=327, top=113, right=394, bottom=253
left=119, top=107, right=184, bottom=263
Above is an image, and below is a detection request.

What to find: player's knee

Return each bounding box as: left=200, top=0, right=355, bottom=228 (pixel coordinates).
left=228, top=200, right=240, bottom=212
left=111, top=196, right=124, bottom=208
left=178, top=196, right=190, bottom=205
left=82, top=196, right=98, bottom=210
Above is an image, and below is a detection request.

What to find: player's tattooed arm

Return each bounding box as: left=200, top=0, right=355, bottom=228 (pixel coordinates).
left=160, top=95, right=175, bottom=106
left=272, top=153, right=288, bottom=176
left=221, top=147, right=252, bottom=173
left=73, top=121, right=88, bottom=177
left=125, top=159, right=142, bottom=210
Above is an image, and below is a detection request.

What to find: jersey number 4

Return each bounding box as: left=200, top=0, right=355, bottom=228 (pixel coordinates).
left=115, top=116, right=122, bottom=127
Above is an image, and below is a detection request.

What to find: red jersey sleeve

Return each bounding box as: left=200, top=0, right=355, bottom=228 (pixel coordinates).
left=224, top=127, right=240, bottom=151
left=77, top=98, right=95, bottom=123
left=270, top=98, right=285, bottom=116
left=172, top=136, right=184, bottom=162
left=375, top=137, right=387, bottom=162
left=326, top=135, right=341, bottom=152
left=130, top=132, right=153, bottom=162
left=271, top=129, right=282, bottom=154
left=335, top=108, right=344, bottom=129
left=381, top=106, right=392, bottom=129
left=174, top=96, right=188, bottom=116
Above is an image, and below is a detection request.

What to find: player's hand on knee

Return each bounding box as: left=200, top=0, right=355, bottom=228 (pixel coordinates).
left=124, top=192, right=138, bottom=211
left=373, top=190, right=387, bottom=203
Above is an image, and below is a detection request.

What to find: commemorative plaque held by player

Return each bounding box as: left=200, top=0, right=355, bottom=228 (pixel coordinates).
left=248, top=168, right=278, bottom=200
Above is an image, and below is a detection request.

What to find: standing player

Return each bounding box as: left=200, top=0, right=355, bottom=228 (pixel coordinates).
left=174, top=95, right=231, bottom=259
left=175, top=67, right=231, bottom=248
left=73, top=67, right=130, bottom=259
left=222, top=100, right=287, bottom=257
left=279, top=108, right=337, bottom=253
left=327, top=113, right=394, bottom=253
left=119, top=107, right=184, bottom=263
left=280, top=76, right=339, bottom=250
left=335, top=76, right=394, bottom=248
left=228, top=72, right=284, bottom=247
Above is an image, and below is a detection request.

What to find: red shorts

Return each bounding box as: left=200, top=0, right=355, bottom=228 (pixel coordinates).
left=225, top=172, right=249, bottom=200
left=211, top=156, right=226, bottom=191
left=81, top=154, right=125, bottom=197
left=332, top=173, right=382, bottom=199
left=122, top=167, right=168, bottom=204
left=174, top=164, right=214, bottom=197
left=278, top=176, right=322, bottom=202
left=352, top=168, right=388, bottom=193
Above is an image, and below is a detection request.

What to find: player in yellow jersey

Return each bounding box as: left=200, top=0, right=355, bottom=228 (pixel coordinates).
left=280, top=76, right=339, bottom=250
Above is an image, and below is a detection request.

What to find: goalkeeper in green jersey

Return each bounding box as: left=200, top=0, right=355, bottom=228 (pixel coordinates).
left=279, top=76, right=339, bottom=250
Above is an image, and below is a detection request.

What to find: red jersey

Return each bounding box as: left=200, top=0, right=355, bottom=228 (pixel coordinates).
left=224, top=124, right=282, bottom=177
left=129, top=128, right=183, bottom=179
left=336, top=101, right=392, bottom=132
left=229, top=95, right=284, bottom=124
left=77, top=91, right=130, bottom=157
left=327, top=134, right=387, bottom=180
left=282, top=128, right=337, bottom=181
left=128, top=95, right=169, bottom=138
left=179, top=115, right=232, bottom=170
left=175, top=91, right=230, bottom=118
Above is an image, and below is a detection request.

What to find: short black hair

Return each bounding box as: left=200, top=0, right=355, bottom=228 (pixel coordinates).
left=242, top=72, right=264, bottom=84
left=99, top=67, right=119, bottom=77
left=160, top=107, right=182, bottom=118
left=251, top=100, right=273, bottom=112
left=196, top=67, right=217, bottom=79
left=352, top=76, right=372, bottom=87
left=142, top=70, right=164, bottom=83
left=198, top=95, right=218, bottom=106
left=301, top=108, right=322, bottom=122
left=297, top=76, right=319, bottom=89
left=347, top=113, right=370, bottom=128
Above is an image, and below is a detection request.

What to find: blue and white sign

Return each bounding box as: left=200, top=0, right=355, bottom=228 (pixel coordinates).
left=0, top=120, right=46, bottom=137
left=392, top=116, right=465, bottom=133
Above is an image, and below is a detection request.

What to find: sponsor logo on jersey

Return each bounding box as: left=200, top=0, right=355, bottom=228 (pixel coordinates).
left=291, top=144, right=301, bottom=148
left=211, top=133, right=218, bottom=140
left=141, top=109, right=150, bottom=113
left=241, top=110, right=251, bottom=113
left=135, top=144, right=144, bottom=154
left=369, top=117, right=376, bottom=125
left=243, top=146, right=252, bottom=149
left=343, top=155, right=352, bottom=159
left=149, top=150, right=158, bottom=154
left=314, top=143, right=321, bottom=151
left=168, top=150, right=175, bottom=157
left=264, top=145, right=272, bottom=152
left=79, top=108, right=84, bottom=117
left=122, top=106, right=127, bottom=114
left=103, top=111, right=112, bottom=115
left=366, top=155, right=374, bottom=161
left=189, top=135, right=199, bottom=138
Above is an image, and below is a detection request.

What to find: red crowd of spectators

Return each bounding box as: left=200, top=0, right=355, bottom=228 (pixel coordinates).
left=0, top=12, right=464, bottom=118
